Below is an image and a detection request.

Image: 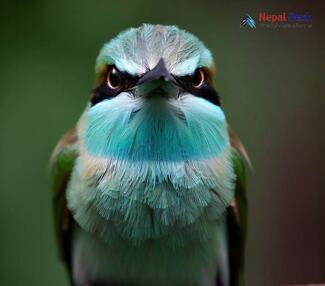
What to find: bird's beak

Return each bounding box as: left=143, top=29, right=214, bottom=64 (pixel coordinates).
left=136, top=58, right=178, bottom=97
left=137, top=58, right=174, bottom=84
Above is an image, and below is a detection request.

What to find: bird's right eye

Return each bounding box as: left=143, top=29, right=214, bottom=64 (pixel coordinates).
left=192, top=69, right=205, bottom=88
left=107, top=67, right=122, bottom=89
left=90, top=65, right=139, bottom=106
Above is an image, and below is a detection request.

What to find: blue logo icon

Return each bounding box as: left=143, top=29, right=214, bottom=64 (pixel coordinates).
left=241, top=14, right=256, bottom=28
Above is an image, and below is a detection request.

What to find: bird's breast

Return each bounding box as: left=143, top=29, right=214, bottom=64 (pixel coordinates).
left=67, top=147, right=235, bottom=247
left=67, top=94, right=235, bottom=245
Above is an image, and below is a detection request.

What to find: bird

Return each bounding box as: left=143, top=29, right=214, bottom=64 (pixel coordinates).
left=50, top=24, right=249, bottom=286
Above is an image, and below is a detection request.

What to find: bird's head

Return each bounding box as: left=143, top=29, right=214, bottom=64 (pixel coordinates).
left=81, top=24, right=229, bottom=162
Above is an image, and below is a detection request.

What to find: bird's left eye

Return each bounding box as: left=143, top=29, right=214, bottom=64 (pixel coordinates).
left=192, top=69, right=205, bottom=88
left=107, top=67, right=122, bottom=89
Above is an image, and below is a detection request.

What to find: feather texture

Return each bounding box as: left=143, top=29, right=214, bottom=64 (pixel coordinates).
left=95, top=24, right=213, bottom=78
left=67, top=93, right=235, bottom=246
left=50, top=24, right=249, bottom=286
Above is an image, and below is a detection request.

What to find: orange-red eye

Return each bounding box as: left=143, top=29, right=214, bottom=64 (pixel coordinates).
left=107, top=67, right=122, bottom=89
left=192, top=69, right=205, bottom=88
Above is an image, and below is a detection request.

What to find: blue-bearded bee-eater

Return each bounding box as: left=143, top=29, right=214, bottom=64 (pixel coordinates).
left=50, top=24, right=249, bottom=286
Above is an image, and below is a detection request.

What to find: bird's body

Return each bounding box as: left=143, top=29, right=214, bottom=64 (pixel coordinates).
left=50, top=24, right=248, bottom=286
left=71, top=221, right=225, bottom=285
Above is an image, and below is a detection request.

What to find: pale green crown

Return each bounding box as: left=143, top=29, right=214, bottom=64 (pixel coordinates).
left=95, top=24, right=214, bottom=77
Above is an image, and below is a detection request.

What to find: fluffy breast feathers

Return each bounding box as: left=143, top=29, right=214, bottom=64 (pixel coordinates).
left=67, top=94, right=236, bottom=246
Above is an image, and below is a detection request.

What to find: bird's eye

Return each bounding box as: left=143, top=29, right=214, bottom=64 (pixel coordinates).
left=192, top=69, right=205, bottom=88
left=107, top=67, right=122, bottom=89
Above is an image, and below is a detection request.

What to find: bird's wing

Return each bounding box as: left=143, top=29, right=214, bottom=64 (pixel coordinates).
left=227, top=129, right=249, bottom=286
left=49, top=128, right=78, bottom=276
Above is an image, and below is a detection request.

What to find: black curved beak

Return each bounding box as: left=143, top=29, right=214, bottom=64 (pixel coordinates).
left=137, top=58, right=174, bottom=84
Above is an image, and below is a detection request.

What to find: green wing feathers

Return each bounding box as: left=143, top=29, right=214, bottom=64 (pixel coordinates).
left=50, top=128, right=78, bottom=270
left=228, top=129, right=248, bottom=286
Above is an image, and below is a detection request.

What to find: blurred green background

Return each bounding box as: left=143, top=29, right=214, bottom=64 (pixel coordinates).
left=0, top=1, right=324, bottom=286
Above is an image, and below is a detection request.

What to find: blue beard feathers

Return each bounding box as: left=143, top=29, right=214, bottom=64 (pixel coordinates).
left=84, top=94, right=228, bottom=161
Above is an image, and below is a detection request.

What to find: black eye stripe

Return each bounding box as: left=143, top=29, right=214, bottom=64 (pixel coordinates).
left=90, top=65, right=139, bottom=106
left=90, top=66, right=220, bottom=107
left=90, top=84, right=116, bottom=106
left=174, top=72, right=221, bottom=106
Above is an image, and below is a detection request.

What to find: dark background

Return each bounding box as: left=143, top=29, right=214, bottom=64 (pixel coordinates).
left=0, top=1, right=324, bottom=286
